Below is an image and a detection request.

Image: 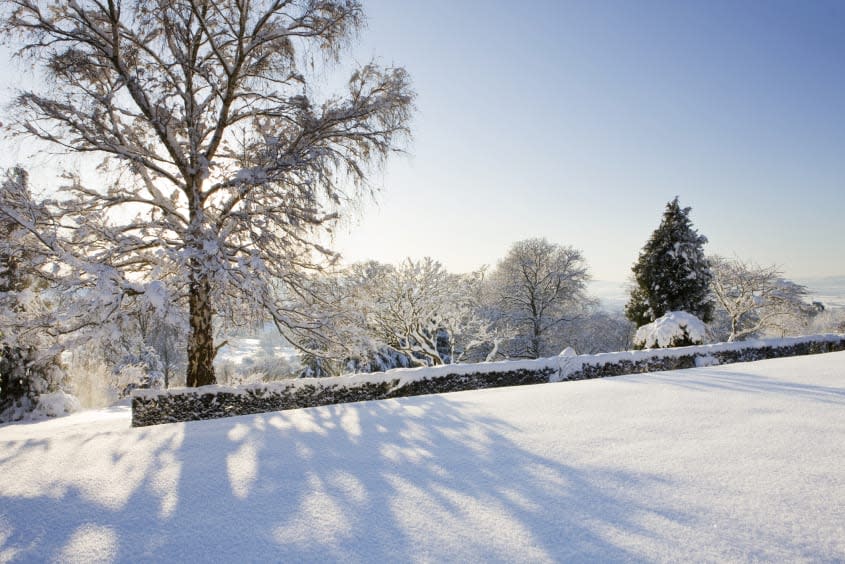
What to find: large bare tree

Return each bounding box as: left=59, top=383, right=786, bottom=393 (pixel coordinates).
left=489, top=238, right=591, bottom=359
left=0, top=0, right=413, bottom=386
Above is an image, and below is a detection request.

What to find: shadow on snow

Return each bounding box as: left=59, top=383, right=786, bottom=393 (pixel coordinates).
left=0, top=393, right=693, bottom=562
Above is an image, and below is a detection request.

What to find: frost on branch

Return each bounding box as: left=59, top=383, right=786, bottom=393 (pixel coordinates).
left=291, top=258, right=502, bottom=376
left=2, top=0, right=415, bottom=386
left=709, top=255, right=812, bottom=342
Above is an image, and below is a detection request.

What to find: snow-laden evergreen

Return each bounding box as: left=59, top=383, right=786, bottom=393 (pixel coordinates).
left=626, top=197, right=713, bottom=327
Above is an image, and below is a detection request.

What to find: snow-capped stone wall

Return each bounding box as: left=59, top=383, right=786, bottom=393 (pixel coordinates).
left=132, top=334, right=845, bottom=427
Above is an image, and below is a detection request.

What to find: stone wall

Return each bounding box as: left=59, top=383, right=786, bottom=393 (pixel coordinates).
left=132, top=335, right=845, bottom=427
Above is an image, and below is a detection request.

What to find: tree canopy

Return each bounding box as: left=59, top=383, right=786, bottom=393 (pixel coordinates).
left=0, top=0, right=414, bottom=386
left=489, top=238, right=591, bottom=359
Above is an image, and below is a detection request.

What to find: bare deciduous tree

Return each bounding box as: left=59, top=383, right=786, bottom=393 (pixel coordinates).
left=0, top=0, right=413, bottom=386
left=489, top=238, right=591, bottom=359
left=294, top=258, right=500, bottom=374
left=710, top=255, right=809, bottom=341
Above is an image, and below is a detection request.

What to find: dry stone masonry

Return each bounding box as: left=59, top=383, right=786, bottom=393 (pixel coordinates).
left=132, top=334, right=845, bottom=427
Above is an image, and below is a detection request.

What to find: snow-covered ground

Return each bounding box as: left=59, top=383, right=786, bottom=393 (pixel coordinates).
left=2, top=353, right=844, bottom=562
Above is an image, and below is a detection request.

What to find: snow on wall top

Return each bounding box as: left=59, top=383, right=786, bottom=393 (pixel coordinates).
left=132, top=334, right=845, bottom=400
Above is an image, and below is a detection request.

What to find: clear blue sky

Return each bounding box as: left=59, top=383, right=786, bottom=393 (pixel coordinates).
left=331, top=0, right=845, bottom=281
left=1, top=1, right=842, bottom=283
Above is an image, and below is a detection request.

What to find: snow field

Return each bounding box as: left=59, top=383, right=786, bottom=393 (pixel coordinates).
left=2, top=352, right=844, bottom=562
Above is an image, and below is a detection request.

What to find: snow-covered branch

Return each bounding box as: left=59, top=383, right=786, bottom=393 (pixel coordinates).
left=3, top=0, right=414, bottom=385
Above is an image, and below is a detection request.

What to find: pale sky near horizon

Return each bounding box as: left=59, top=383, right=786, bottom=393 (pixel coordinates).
left=329, top=0, right=845, bottom=281
left=1, top=0, right=843, bottom=283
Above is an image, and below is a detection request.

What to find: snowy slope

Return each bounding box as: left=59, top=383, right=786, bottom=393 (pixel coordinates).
left=2, top=353, right=844, bottom=562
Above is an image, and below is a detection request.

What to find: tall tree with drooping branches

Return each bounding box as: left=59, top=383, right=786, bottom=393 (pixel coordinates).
left=0, top=0, right=414, bottom=386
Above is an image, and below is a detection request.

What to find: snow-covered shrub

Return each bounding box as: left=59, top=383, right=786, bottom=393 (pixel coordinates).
left=63, top=348, right=118, bottom=408
left=31, top=391, right=81, bottom=418
left=0, top=168, right=75, bottom=421
left=634, top=311, right=708, bottom=349
left=114, top=346, right=165, bottom=397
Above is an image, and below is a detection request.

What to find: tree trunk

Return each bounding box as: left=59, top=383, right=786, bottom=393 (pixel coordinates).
left=186, top=272, right=216, bottom=387
left=729, top=316, right=739, bottom=342
left=530, top=319, right=541, bottom=359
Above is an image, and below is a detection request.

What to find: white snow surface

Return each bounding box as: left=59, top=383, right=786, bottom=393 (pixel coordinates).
left=2, top=352, right=845, bottom=562
left=635, top=311, right=708, bottom=348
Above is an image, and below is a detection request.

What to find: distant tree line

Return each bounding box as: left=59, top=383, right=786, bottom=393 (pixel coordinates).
left=2, top=167, right=841, bottom=419
left=289, top=238, right=631, bottom=376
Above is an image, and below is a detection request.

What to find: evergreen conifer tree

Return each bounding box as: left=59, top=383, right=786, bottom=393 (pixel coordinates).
left=625, top=197, right=713, bottom=327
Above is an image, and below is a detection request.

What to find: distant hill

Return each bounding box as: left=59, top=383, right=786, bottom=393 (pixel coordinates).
left=797, top=276, right=845, bottom=309
left=588, top=280, right=628, bottom=311
left=591, top=276, right=845, bottom=311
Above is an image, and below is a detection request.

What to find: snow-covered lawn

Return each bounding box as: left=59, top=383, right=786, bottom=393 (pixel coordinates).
left=2, top=353, right=844, bottom=562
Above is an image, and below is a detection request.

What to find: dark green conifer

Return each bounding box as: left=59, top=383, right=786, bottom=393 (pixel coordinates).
left=625, top=197, right=713, bottom=327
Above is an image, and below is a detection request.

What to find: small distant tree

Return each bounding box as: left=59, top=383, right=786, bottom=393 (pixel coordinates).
left=626, top=197, right=713, bottom=327
left=489, top=238, right=591, bottom=359
left=710, top=256, right=810, bottom=341
left=562, top=308, right=635, bottom=354
left=807, top=306, right=845, bottom=335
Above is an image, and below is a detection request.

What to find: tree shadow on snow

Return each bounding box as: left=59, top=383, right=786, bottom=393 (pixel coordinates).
left=637, top=367, right=845, bottom=406
left=1, top=394, right=698, bottom=562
